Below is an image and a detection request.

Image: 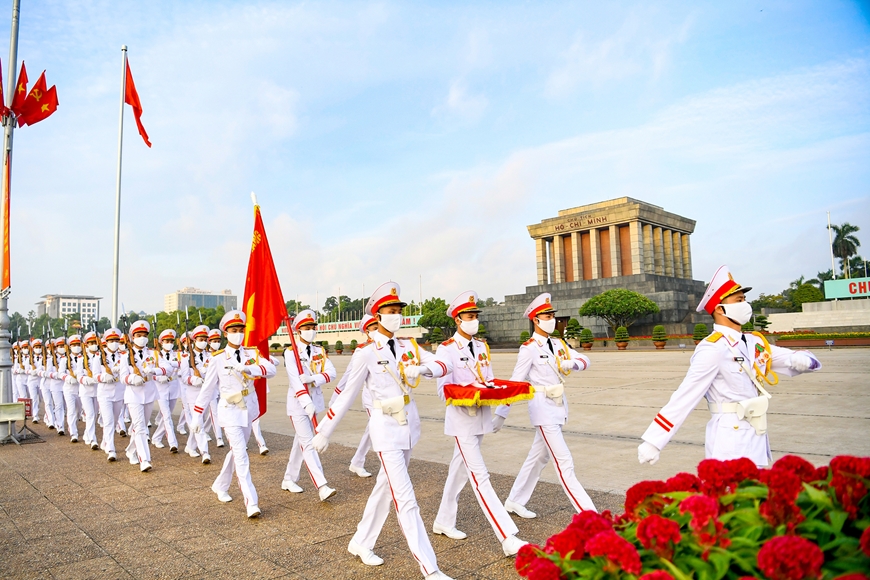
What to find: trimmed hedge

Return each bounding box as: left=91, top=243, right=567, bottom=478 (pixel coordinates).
left=777, top=332, right=870, bottom=341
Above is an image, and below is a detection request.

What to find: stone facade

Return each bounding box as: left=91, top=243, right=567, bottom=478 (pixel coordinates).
left=481, top=198, right=710, bottom=344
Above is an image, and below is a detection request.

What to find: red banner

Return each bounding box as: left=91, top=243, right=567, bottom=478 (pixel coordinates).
left=443, top=379, right=535, bottom=408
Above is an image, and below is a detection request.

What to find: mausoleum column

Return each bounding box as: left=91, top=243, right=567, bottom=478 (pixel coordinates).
left=663, top=229, right=674, bottom=276
left=643, top=224, right=654, bottom=274
left=589, top=229, right=601, bottom=279
left=535, top=237, right=547, bottom=285
left=629, top=220, right=644, bottom=275
left=571, top=232, right=582, bottom=281
left=653, top=227, right=664, bottom=275
left=682, top=234, right=693, bottom=279
left=547, top=238, right=556, bottom=284
left=672, top=231, right=684, bottom=278
left=609, top=225, right=621, bottom=277
left=554, top=235, right=566, bottom=283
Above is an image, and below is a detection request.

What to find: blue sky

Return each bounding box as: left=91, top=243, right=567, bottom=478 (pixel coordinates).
left=4, top=0, right=869, bottom=318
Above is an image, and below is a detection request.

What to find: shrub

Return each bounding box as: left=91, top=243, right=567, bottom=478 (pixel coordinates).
left=652, top=325, right=667, bottom=341
left=320, top=340, right=329, bottom=353
left=579, top=328, right=593, bottom=344
left=552, top=327, right=563, bottom=338
left=565, top=318, right=582, bottom=339
left=693, top=323, right=708, bottom=341
left=270, top=342, right=280, bottom=350
left=520, top=330, right=530, bottom=343
left=578, top=289, right=660, bottom=332
left=350, top=339, right=358, bottom=349
left=335, top=340, right=343, bottom=351
left=477, top=322, right=487, bottom=338
left=615, top=326, right=629, bottom=341
left=428, top=327, right=444, bottom=343
left=742, top=321, right=755, bottom=332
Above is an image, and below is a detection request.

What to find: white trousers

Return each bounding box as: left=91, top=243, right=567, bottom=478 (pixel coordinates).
left=352, top=449, right=439, bottom=577
left=208, top=397, right=222, bottom=440
left=39, top=381, right=54, bottom=426
left=26, top=377, right=41, bottom=420
left=13, top=374, right=28, bottom=401
left=98, top=398, right=124, bottom=454
left=63, top=390, right=81, bottom=439
left=283, top=414, right=327, bottom=488
left=252, top=418, right=266, bottom=448
left=350, top=415, right=372, bottom=470
left=125, top=402, right=154, bottom=464
left=176, top=383, right=188, bottom=430
left=49, top=386, right=65, bottom=431
left=185, top=388, right=210, bottom=454
left=80, top=395, right=98, bottom=445
left=213, top=425, right=258, bottom=507
left=151, top=397, right=179, bottom=448
left=435, top=435, right=518, bottom=541
left=507, top=425, right=596, bottom=513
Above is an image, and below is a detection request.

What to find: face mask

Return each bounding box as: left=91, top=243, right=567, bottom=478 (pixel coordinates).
left=209, top=342, right=221, bottom=351
left=379, top=313, right=403, bottom=333
left=719, top=301, right=753, bottom=326
left=536, top=318, right=557, bottom=334
left=132, top=336, right=149, bottom=348
left=227, top=332, right=244, bottom=346
left=33, top=347, right=42, bottom=354
left=162, top=342, right=174, bottom=351
left=56, top=345, right=66, bottom=352
left=459, top=319, right=479, bottom=336
left=300, top=329, right=317, bottom=343
left=195, top=340, right=207, bottom=350
left=106, top=342, right=119, bottom=352
left=70, top=345, right=82, bottom=354
left=87, top=344, right=99, bottom=353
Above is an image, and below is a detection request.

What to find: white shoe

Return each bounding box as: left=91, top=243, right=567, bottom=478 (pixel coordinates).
left=247, top=504, right=261, bottom=518
left=177, top=426, right=187, bottom=435
left=205, top=433, right=212, bottom=442
left=140, top=461, right=153, bottom=473
left=90, top=442, right=99, bottom=451
left=318, top=485, right=337, bottom=501
left=201, top=454, right=211, bottom=465
left=259, top=445, right=269, bottom=456
left=187, top=448, right=200, bottom=458
left=432, top=522, right=467, bottom=540
left=31, top=418, right=38, bottom=424
left=107, top=452, right=116, bottom=462
left=425, top=572, right=455, bottom=580
left=70, top=436, right=78, bottom=443
left=281, top=480, right=303, bottom=493
left=127, top=452, right=139, bottom=465
left=349, top=465, right=371, bottom=478
left=153, top=441, right=165, bottom=449
left=211, top=484, right=232, bottom=503
left=501, top=535, right=528, bottom=557
left=347, top=540, right=384, bottom=566
left=505, top=499, right=537, bottom=519
left=216, top=438, right=225, bottom=448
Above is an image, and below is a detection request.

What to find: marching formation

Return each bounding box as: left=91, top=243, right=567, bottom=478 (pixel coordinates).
left=8, top=267, right=823, bottom=580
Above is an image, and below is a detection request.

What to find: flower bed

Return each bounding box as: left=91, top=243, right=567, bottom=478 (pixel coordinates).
left=516, top=455, right=870, bottom=579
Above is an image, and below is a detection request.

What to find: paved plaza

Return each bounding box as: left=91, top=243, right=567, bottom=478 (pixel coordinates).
left=0, top=347, right=866, bottom=579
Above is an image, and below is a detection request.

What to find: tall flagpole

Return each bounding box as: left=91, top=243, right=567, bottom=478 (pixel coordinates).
left=111, top=46, right=127, bottom=325
left=0, top=0, right=21, bottom=439
left=827, top=211, right=836, bottom=280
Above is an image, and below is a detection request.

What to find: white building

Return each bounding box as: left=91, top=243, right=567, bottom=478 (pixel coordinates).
left=36, top=294, right=102, bottom=325
left=164, top=287, right=237, bottom=312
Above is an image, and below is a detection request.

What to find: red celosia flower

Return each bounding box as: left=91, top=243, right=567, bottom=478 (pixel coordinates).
left=637, top=514, right=681, bottom=560
left=665, top=472, right=703, bottom=493
left=680, top=495, right=719, bottom=530
left=757, top=535, right=823, bottom=580
left=565, top=510, right=613, bottom=552
left=544, top=528, right=585, bottom=559
left=525, top=557, right=563, bottom=580
left=772, top=455, right=817, bottom=483
left=861, top=526, right=870, bottom=558
left=515, top=543, right=540, bottom=576
left=639, top=572, right=675, bottom=580
left=585, top=529, right=643, bottom=575
left=758, top=468, right=805, bottom=527
left=698, top=458, right=759, bottom=496
left=812, top=466, right=829, bottom=482
left=625, top=480, right=670, bottom=518
left=830, top=456, right=870, bottom=519
left=832, top=575, right=870, bottom=580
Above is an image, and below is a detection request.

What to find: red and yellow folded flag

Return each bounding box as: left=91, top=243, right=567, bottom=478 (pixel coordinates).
left=443, top=379, right=535, bottom=407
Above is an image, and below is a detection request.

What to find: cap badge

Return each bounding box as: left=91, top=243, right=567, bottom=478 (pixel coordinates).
left=469, top=296, right=475, bottom=303
left=390, top=288, right=397, bottom=296
left=545, top=297, right=550, bottom=304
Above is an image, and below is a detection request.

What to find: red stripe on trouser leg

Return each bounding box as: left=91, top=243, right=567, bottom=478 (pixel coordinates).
left=455, top=437, right=506, bottom=540
left=378, top=452, right=430, bottom=576
left=539, top=426, right=585, bottom=512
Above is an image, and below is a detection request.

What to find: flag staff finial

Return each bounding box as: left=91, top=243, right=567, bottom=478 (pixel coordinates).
left=251, top=191, right=258, bottom=207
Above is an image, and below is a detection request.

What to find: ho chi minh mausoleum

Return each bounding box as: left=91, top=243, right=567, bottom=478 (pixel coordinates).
left=480, top=197, right=709, bottom=343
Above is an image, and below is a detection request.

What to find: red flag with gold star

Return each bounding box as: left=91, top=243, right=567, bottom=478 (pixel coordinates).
left=10, top=62, right=27, bottom=115
left=18, top=85, right=58, bottom=127
left=16, top=70, right=47, bottom=127
left=242, top=202, right=287, bottom=419
left=124, top=61, right=151, bottom=147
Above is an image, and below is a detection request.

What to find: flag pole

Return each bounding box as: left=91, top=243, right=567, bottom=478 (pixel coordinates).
left=111, top=46, right=127, bottom=325
left=0, top=0, right=21, bottom=439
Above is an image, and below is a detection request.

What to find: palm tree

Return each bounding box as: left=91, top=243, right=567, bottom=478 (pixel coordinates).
left=809, top=270, right=833, bottom=294
left=831, top=223, right=860, bottom=279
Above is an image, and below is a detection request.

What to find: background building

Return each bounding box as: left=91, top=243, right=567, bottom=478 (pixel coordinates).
left=36, top=294, right=102, bottom=325
left=480, top=198, right=708, bottom=343
left=164, top=287, right=237, bottom=312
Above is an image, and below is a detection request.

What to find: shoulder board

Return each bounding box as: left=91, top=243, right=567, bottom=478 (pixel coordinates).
left=441, top=338, right=455, bottom=346
left=706, top=332, right=724, bottom=343
left=522, top=338, right=535, bottom=346
left=212, top=349, right=225, bottom=356
left=363, top=339, right=373, bottom=346
left=358, top=342, right=373, bottom=349
left=284, top=344, right=294, bottom=351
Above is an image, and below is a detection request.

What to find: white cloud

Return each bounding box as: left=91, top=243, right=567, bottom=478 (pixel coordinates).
left=432, top=78, right=488, bottom=121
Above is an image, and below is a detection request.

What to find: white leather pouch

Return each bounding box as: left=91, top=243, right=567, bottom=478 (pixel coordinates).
left=543, top=384, right=564, bottom=404
left=378, top=395, right=408, bottom=425
left=736, top=395, right=769, bottom=435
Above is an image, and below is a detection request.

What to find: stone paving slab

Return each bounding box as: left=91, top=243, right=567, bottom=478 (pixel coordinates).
left=0, top=422, right=622, bottom=580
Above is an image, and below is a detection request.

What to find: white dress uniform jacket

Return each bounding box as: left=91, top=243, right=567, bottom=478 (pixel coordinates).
left=194, top=347, right=277, bottom=428
left=642, top=324, right=820, bottom=466
left=435, top=334, right=495, bottom=436
left=120, top=347, right=166, bottom=404
left=284, top=342, right=336, bottom=416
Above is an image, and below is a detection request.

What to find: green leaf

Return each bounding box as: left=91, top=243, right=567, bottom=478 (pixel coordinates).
left=827, top=509, right=848, bottom=533
left=801, top=482, right=834, bottom=509
left=706, top=551, right=731, bottom=579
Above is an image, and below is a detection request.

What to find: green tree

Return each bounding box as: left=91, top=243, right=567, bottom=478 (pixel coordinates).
left=847, top=255, right=868, bottom=279
left=564, top=318, right=582, bottom=340
left=476, top=322, right=487, bottom=339
left=418, top=297, right=454, bottom=337
left=480, top=297, right=498, bottom=307
left=791, top=283, right=824, bottom=310
left=519, top=330, right=530, bottom=344
left=693, top=323, right=708, bottom=341
left=427, top=327, right=444, bottom=343
left=577, top=289, right=660, bottom=332
left=285, top=299, right=311, bottom=316
left=615, top=326, right=629, bottom=341
left=754, top=314, right=770, bottom=332
left=751, top=293, right=794, bottom=313
left=579, top=328, right=593, bottom=344
left=831, top=222, right=860, bottom=278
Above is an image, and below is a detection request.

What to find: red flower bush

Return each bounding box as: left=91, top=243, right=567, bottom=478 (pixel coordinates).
left=544, top=527, right=585, bottom=560
left=679, top=494, right=719, bottom=530
left=698, top=457, right=759, bottom=496
left=665, top=472, right=702, bottom=493
left=830, top=456, right=870, bottom=519
left=639, top=572, right=675, bottom=580
left=515, top=543, right=538, bottom=576
left=758, top=468, right=804, bottom=527
left=637, top=514, right=681, bottom=559
left=564, top=510, right=613, bottom=551
left=772, top=455, right=817, bottom=483
left=585, top=530, right=642, bottom=575
left=756, top=535, right=823, bottom=580
left=625, top=480, right=670, bottom=519
left=525, top=557, right=563, bottom=580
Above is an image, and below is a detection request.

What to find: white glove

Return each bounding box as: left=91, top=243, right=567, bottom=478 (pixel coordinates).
left=789, top=352, right=815, bottom=372
left=560, top=360, right=576, bottom=372
left=304, top=403, right=316, bottom=420
left=189, top=376, right=204, bottom=386
left=190, top=413, right=203, bottom=434
left=81, top=376, right=96, bottom=386
left=638, top=441, right=661, bottom=465
left=312, top=433, right=329, bottom=453
left=143, top=367, right=158, bottom=376
left=64, top=375, right=78, bottom=386
left=155, top=376, right=170, bottom=384
left=404, top=365, right=422, bottom=379
left=492, top=415, right=506, bottom=433
left=225, top=360, right=246, bottom=373
left=128, top=375, right=145, bottom=386
left=98, top=372, right=115, bottom=383
left=29, top=369, right=38, bottom=376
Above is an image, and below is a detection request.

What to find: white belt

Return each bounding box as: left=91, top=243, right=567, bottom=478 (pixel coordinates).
left=708, top=401, right=741, bottom=414
left=708, top=398, right=769, bottom=435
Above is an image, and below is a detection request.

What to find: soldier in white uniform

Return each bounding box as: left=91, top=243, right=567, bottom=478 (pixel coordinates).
left=328, top=314, right=379, bottom=478
left=63, top=335, right=84, bottom=443
left=495, top=293, right=597, bottom=517
left=26, top=338, right=44, bottom=423
left=121, top=320, right=169, bottom=473
left=432, top=291, right=528, bottom=556
left=43, top=338, right=66, bottom=435
left=151, top=329, right=181, bottom=454
left=206, top=328, right=225, bottom=448
left=281, top=309, right=337, bottom=500
left=37, top=339, right=56, bottom=428
left=638, top=266, right=822, bottom=468
left=191, top=310, right=277, bottom=519
left=179, top=325, right=212, bottom=463
left=74, top=332, right=101, bottom=449
left=313, top=282, right=453, bottom=580
left=95, top=328, right=126, bottom=461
